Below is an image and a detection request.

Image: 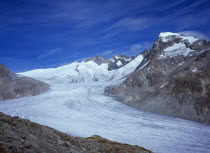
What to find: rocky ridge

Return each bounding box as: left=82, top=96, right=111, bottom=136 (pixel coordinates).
left=0, top=112, right=151, bottom=153
left=105, top=32, right=210, bottom=123
left=85, top=55, right=135, bottom=71
left=0, top=64, right=50, bottom=101
left=108, top=55, right=134, bottom=71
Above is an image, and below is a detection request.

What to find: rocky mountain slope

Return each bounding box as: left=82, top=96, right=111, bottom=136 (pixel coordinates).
left=0, top=112, right=151, bottom=153
left=105, top=32, right=210, bottom=124
left=0, top=64, right=49, bottom=101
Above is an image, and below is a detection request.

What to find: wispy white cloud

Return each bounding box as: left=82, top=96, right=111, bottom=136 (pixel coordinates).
left=34, top=0, right=144, bottom=30
left=38, top=48, right=63, bottom=59
left=104, top=42, right=153, bottom=56
left=129, top=42, right=152, bottom=52
left=180, top=0, right=208, bottom=11
left=106, top=17, right=152, bottom=31
left=101, top=50, right=114, bottom=56
left=122, top=42, right=152, bottom=55
left=174, top=9, right=210, bottom=31
left=2, top=0, right=209, bottom=38
left=103, top=17, right=154, bottom=38
left=102, top=0, right=210, bottom=39
left=103, top=30, right=122, bottom=39
left=179, top=31, right=209, bottom=40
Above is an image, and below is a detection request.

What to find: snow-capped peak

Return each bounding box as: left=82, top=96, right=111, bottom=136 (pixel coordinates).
left=156, top=32, right=204, bottom=59
left=159, top=32, right=199, bottom=44
left=159, top=32, right=181, bottom=38
left=19, top=54, right=144, bottom=84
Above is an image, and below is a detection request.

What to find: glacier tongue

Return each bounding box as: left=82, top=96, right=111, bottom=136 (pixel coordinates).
left=0, top=53, right=210, bottom=153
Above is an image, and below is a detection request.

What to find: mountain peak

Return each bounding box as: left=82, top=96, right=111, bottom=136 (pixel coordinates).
left=158, top=32, right=199, bottom=44
left=107, top=32, right=210, bottom=124
left=159, top=32, right=180, bottom=37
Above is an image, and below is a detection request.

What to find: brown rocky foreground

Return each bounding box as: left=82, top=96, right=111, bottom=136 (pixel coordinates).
left=0, top=112, right=152, bottom=153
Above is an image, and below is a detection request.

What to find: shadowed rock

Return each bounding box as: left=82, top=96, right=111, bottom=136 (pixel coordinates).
left=108, top=55, right=135, bottom=71
left=85, top=55, right=136, bottom=71
left=0, top=64, right=50, bottom=101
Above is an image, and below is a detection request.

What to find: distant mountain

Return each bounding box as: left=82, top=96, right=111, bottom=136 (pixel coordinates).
left=20, top=54, right=144, bottom=84
left=0, top=64, right=49, bottom=101
left=105, top=32, right=210, bottom=124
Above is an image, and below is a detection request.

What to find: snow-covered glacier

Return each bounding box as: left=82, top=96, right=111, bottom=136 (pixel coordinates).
left=0, top=54, right=210, bottom=153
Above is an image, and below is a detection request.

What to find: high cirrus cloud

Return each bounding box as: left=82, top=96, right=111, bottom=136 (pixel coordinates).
left=129, top=42, right=153, bottom=52
left=101, top=50, right=114, bottom=56
left=179, top=31, right=209, bottom=40
left=106, top=17, right=153, bottom=31
left=103, top=17, right=154, bottom=38
left=38, top=48, right=63, bottom=59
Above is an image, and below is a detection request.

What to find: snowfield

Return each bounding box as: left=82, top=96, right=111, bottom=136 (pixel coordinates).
left=0, top=54, right=210, bottom=153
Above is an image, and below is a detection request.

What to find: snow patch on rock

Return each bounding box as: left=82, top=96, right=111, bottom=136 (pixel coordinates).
left=177, top=62, right=184, bottom=66
left=116, top=61, right=123, bottom=67
left=192, top=67, right=197, bottom=72
left=159, top=43, right=195, bottom=58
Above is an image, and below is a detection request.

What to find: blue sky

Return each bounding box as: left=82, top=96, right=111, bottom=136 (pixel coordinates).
left=0, top=0, right=210, bottom=72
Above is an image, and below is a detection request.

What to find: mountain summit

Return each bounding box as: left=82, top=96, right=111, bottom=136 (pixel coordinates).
left=105, top=32, right=210, bottom=124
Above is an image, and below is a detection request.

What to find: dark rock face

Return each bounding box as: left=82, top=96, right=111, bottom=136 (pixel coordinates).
left=0, top=64, right=50, bottom=101
left=108, top=55, right=133, bottom=71
left=0, top=112, right=152, bottom=153
left=0, top=65, right=10, bottom=78
left=85, top=55, right=135, bottom=71
left=105, top=33, right=210, bottom=124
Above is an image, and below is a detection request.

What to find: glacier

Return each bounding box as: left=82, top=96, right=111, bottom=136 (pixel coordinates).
left=0, top=54, right=210, bottom=153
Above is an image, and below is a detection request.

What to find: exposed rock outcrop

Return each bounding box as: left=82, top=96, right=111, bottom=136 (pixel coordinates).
left=105, top=32, right=210, bottom=124
left=108, top=55, right=134, bottom=71
left=0, top=112, right=151, bottom=153
left=85, top=55, right=135, bottom=71
left=0, top=64, right=50, bottom=101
